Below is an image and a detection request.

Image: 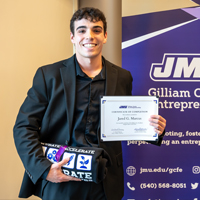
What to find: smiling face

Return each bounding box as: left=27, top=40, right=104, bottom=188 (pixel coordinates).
left=70, top=18, right=107, bottom=62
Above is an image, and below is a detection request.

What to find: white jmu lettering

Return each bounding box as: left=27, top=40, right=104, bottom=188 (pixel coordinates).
left=173, top=57, right=200, bottom=78
left=153, top=57, right=174, bottom=77
left=152, top=55, right=200, bottom=79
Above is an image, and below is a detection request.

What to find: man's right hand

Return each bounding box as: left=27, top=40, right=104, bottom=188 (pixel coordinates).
left=46, top=158, right=81, bottom=183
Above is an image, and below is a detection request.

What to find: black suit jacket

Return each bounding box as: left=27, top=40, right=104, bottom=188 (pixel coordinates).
left=13, top=55, right=133, bottom=200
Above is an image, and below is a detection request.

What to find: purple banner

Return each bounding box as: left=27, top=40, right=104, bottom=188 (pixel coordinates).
left=191, top=0, right=200, bottom=5
left=122, top=7, right=200, bottom=200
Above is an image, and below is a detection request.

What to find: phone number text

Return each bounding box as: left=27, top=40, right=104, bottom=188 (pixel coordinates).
left=140, top=183, right=187, bottom=189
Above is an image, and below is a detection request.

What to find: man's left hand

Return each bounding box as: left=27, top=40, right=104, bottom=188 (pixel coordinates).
left=149, top=115, right=166, bottom=136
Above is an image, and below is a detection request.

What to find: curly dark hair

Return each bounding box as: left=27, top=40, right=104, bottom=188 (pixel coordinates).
left=70, top=7, right=107, bottom=35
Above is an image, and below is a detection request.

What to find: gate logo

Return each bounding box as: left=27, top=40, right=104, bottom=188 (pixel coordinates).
left=76, top=154, right=92, bottom=171
left=62, top=152, right=76, bottom=169
left=47, top=148, right=58, bottom=163
left=150, top=53, right=200, bottom=82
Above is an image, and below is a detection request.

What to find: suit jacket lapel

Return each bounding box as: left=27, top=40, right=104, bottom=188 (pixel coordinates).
left=60, top=55, right=76, bottom=144
left=98, top=59, right=118, bottom=145
left=104, top=59, right=118, bottom=95
left=59, top=56, right=118, bottom=144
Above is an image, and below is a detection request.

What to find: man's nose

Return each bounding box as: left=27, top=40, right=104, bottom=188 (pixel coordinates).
left=86, top=30, right=94, bottom=39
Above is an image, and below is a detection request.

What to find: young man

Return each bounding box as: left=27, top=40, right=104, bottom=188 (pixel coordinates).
left=13, top=7, right=166, bottom=200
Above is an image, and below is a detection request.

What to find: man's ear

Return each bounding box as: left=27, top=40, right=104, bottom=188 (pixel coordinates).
left=103, top=32, right=108, bottom=44
left=70, top=32, right=75, bottom=44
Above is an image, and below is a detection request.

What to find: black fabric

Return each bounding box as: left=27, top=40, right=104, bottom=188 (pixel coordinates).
left=71, top=57, right=105, bottom=147
left=42, top=143, right=111, bottom=184
left=42, top=181, right=107, bottom=200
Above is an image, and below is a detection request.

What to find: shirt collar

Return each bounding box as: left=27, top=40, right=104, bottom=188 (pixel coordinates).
left=75, top=56, right=105, bottom=80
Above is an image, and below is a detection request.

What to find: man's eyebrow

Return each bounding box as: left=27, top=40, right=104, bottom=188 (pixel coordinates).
left=93, top=26, right=103, bottom=29
left=76, top=25, right=103, bottom=31
left=76, top=26, right=87, bottom=31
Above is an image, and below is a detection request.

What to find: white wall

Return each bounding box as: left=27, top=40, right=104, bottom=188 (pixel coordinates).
left=0, top=1, right=74, bottom=199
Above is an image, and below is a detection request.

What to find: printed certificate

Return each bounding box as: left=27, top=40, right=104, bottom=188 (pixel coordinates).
left=100, top=96, right=159, bottom=141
